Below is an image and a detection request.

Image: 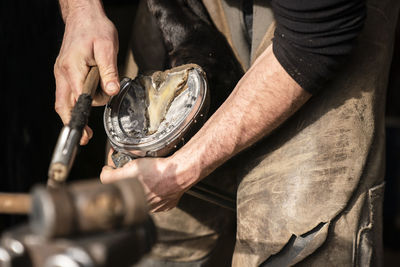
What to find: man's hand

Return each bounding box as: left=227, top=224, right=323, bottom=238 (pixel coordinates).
left=54, top=0, right=119, bottom=145
left=100, top=151, right=196, bottom=212
left=100, top=45, right=310, bottom=212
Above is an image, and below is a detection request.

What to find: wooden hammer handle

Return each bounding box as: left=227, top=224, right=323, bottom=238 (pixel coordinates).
left=82, top=66, right=100, bottom=97
left=0, top=193, right=31, bottom=214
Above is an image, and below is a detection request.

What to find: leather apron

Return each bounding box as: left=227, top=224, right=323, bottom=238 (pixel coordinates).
left=126, top=0, right=400, bottom=265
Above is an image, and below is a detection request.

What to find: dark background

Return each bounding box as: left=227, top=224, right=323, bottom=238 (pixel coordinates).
left=0, top=1, right=399, bottom=265
left=0, top=0, right=137, bottom=229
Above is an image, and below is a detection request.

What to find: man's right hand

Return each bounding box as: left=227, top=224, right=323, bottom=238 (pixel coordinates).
left=54, top=1, right=119, bottom=145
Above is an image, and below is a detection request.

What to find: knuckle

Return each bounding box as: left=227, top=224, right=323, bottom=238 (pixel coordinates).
left=58, top=58, right=72, bottom=73
left=96, top=36, right=116, bottom=52
left=101, top=66, right=117, bottom=78
left=104, top=21, right=117, bottom=35
left=99, top=39, right=116, bottom=54
left=100, top=167, right=113, bottom=183
left=54, top=101, right=63, bottom=114
left=99, top=173, right=107, bottom=183
left=53, top=66, right=60, bottom=77
left=54, top=58, right=62, bottom=75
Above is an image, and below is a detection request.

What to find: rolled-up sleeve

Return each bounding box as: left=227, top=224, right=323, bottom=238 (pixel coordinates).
left=271, top=0, right=366, bottom=93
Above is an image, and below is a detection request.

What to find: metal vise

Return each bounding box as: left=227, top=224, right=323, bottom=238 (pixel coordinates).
left=0, top=178, right=156, bottom=267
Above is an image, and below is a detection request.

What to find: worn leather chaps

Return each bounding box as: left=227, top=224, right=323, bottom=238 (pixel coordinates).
left=125, top=0, right=400, bottom=266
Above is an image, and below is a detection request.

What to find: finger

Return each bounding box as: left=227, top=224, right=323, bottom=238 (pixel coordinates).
left=100, top=162, right=139, bottom=184
left=106, top=145, right=116, bottom=167
left=59, top=56, right=88, bottom=99
left=80, top=125, right=93, bottom=145
left=92, top=90, right=111, bottom=107
left=94, top=40, right=120, bottom=99
left=54, top=70, right=74, bottom=125
left=100, top=165, right=116, bottom=184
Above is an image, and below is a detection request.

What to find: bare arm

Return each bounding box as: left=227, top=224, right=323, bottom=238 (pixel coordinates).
left=101, top=45, right=311, bottom=211
left=172, top=45, right=310, bottom=186
left=58, top=0, right=104, bottom=21
left=55, top=0, right=119, bottom=144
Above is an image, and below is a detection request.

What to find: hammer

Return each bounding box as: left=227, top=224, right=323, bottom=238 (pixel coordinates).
left=0, top=178, right=149, bottom=237
left=47, top=67, right=100, bottom=187
left=0, top=175, right=234, bottom=235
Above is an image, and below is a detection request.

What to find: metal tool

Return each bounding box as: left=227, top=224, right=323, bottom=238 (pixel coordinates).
left=0, top=218, right=156, bottom=267
left=0, top=179, right=149, bottom=237
left=30, top=178, right=148, bottom=238
left=0, top=194, right=30, bottom=214
left=0, top=177, right=154, bottom=267
left=48, top=67, right=100, bottom=188
left=186, top=182, right=235, bottom=211
left=103, top=65, right=236, bottom=211
left=104, top=64, right=209, bottom=161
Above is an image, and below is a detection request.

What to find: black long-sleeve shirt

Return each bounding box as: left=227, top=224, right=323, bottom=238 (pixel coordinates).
left=270, top=0, right=366, bottom=93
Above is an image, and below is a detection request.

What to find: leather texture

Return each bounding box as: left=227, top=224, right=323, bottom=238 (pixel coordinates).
left=227, top=0, right=399, bottom=265
left=126, top=0, right=399, bottom=266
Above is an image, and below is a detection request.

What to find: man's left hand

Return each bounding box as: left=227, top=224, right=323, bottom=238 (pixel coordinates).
left=100, top=45, right=311, bottom=213
left=100, top=152, right=193, bottom=212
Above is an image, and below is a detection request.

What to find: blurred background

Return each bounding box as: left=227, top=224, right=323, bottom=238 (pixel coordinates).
left=0, top=1, right=399, bottom=265
left=0, top=0, right=137, bottom=229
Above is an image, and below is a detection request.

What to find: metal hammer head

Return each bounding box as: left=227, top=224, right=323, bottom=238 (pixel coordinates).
left=30, top=178, right=149, bottom=238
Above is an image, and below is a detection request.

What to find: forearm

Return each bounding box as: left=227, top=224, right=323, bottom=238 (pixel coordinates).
left=171, top=45, right=311, bottom=189
left=99, top=44, right=310, bottom=211
left=55, top=0, right=119, bottom=145
left=58, top=0, right=105, bottom=22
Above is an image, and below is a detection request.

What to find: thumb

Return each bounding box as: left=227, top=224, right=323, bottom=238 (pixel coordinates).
left=100, top=162, right=139, bottom=184
left=94, top=42, right=120, bottom=99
